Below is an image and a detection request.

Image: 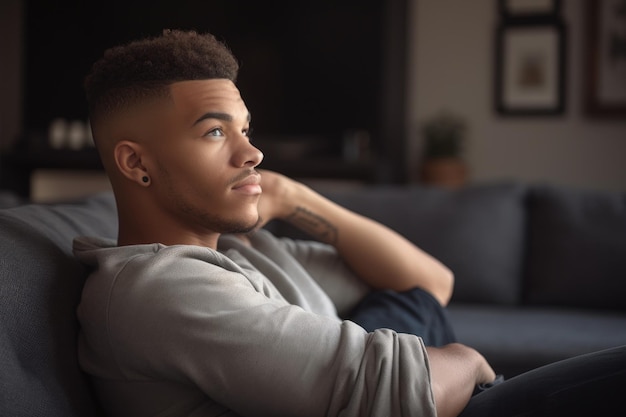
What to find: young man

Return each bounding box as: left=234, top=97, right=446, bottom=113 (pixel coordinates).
left=75, top=29, right=625, bottom=417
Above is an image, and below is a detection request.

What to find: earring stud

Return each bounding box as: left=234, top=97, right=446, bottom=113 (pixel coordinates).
left=142, top=176, right=149, bottom=183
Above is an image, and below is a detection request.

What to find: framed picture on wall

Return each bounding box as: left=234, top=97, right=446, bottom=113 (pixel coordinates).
left=499, top=0, right=562, bottom=19
left=584, top=0, right=626, bottom=118
left=494, top=21, right=566, bottom=115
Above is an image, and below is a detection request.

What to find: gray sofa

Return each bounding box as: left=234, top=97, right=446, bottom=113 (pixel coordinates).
left=1, top=181, right=625, bottom=416
left=271, top=181, right=626, bottom=377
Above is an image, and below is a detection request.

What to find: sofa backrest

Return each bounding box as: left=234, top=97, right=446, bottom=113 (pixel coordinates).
left=525, top=184, right=626, bottom=311
left=270, top=181, right=529, bottom=306
left=276, top=181, right=626, bottom=312
left=0, top=192, right=117, bottom=417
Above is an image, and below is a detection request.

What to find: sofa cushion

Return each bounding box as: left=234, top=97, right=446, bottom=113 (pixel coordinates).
left=525, top=185, right=626, bottom=311
left=0, top=192, right=117, bottom=417
left=447, top=303, right=626, bottom=377
left=309, top=182, right=528, bottom=305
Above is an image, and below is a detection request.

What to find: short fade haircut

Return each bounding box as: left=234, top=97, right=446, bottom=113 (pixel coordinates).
left=84, top=29, right=239, bottom=126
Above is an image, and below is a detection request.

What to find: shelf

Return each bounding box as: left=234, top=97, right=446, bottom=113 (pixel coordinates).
left=4, top=147, right=378, bottom=177
left=5, top=147, right=104, bottom=171
left=1, top=147, right=381, bottom=198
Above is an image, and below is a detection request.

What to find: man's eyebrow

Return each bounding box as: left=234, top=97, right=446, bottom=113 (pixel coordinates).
left=192, top=112, right=252, bottom=126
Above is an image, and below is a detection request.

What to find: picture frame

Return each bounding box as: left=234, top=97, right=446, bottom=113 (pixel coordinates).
left=494, top=21, right=566, bottom=116
left=499, top=0, right=562, bottom=20
left=584, top=0, right=626, bottom=118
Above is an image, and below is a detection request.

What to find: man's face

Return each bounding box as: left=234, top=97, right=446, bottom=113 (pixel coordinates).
left=145, top=79, right=264, bottom=236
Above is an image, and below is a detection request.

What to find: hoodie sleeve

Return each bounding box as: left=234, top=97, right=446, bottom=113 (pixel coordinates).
left=274, top=234, right=372, bottom=318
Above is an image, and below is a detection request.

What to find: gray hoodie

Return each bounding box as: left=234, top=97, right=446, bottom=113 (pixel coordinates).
left=73, top=229, right=436, bottom=417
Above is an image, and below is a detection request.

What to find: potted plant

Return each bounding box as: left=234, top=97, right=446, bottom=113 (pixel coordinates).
left=419, top=111, right=468, bottom=188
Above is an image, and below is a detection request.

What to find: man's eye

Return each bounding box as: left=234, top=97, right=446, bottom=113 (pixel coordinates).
left=243, top=127, right=254, bottom=137
left=205, top=127, right=225, bottom=137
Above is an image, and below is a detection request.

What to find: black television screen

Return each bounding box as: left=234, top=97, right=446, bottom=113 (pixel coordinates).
left=23, top=0, right=385, bottom=151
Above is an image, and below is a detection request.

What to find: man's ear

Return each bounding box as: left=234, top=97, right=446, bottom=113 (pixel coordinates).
left=114, top=140, right=150, bottom=185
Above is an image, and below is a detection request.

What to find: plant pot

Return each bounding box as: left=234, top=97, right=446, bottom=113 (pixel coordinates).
left=420, top=157, right=468, bottom=188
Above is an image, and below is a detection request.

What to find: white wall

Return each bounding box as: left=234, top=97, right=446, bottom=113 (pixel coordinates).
left=407, top=0, right=626, bottom=191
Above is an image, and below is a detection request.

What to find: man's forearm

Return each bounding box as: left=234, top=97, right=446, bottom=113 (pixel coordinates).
left=282, top=183, right=454, bottom=306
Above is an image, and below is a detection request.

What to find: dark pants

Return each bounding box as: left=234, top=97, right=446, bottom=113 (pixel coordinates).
left=460, top=344, right=626, bottom=417
left=348, top=287, right=626, bottom=417
left=347, top=286, right=457, bottom=346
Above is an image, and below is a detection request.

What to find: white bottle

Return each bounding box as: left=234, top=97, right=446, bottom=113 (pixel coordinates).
left=67, top=120, right=86, bottom=150
left=49, top=118, right=68, bottom=149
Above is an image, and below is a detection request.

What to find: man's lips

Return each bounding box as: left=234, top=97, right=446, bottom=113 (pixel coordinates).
left=232, top=172, right=262, bottom=195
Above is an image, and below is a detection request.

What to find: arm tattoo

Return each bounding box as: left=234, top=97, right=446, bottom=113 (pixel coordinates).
left=286, top=206, right=338, bottom=244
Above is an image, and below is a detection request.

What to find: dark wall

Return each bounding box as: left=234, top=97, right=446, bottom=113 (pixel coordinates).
left=24, top=1, right=383, bottom=138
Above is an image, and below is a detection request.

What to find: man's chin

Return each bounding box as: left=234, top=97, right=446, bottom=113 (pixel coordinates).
left=222, top=216, right=262, bottom=235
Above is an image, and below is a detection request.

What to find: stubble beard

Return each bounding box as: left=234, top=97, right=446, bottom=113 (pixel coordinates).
left=176, top=195, right=260, bottom=235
